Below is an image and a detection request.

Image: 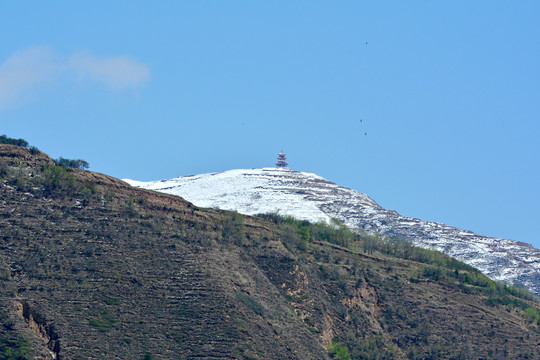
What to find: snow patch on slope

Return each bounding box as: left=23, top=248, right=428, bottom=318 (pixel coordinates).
left=124, top=168, right=540, bottom=296
left=126, top=168, right=333, bottom=222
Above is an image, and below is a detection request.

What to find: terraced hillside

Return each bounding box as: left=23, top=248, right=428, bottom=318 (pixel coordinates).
left=125, top=168, right=540, bottom=297
left=1, top=144, right=540, bottom=359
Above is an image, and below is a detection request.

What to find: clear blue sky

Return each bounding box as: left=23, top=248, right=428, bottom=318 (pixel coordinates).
left=1, top=2, right=539, bottom=247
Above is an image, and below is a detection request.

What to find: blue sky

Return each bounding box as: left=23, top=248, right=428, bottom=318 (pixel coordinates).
left=1, top=2, right=539, bottom=248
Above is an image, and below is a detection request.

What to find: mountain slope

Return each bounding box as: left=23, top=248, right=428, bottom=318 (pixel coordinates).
left=125, top=168, right=540, bottom=296
left=2, top=145, right=540, bottom=359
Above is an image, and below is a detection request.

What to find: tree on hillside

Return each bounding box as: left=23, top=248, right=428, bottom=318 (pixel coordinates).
left=55, top=157, right=90, bottom=170
left=0, top=135, right=29, bottom=147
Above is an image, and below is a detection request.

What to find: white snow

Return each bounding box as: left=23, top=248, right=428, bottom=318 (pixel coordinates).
left=125, top=168, right=333, bottom=223
left=124, top=167, right=540, bottom=296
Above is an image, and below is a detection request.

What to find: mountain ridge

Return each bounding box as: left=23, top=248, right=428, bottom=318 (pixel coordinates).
left=2, top=144, right=540, bottom=359
left=125, top=167, right=540, bottom=296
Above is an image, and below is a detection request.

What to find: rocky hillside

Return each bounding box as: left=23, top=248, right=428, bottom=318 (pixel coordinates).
left=125, top=168, right=540, bottom=297
left=1, top=145, right=540, bottom=360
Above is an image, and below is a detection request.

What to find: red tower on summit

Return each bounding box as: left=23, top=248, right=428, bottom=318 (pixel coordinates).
left=276, top=150, right=288, bottom=168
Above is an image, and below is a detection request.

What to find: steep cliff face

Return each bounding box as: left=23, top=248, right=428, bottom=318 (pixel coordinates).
left=2, top=145, right=540, bottom=360
left=125, top=168, right=540, bottom=296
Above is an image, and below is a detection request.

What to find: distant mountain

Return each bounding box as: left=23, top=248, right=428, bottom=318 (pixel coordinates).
left=125, top=168, right=540, bottom=296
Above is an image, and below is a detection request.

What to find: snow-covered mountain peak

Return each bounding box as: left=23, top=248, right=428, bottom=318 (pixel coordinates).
left=125, top=168, right=367, bottom=224
left=124, top=168, right=540, bottom=297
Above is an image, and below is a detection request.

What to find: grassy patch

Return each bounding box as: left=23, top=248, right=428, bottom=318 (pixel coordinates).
left=103, top=298, right=121, bottom=306
left=0, top=337, right=31, bottom=360
left=236, top=292, right=265, bottom=316
left=328, top=337, right=350, bottom=360
left=88, top=309, right=117, bottom=332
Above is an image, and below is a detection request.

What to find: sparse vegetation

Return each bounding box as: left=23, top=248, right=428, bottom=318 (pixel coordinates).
left=486, top=296, right=540, bottom=325
left=0, top=146, right=539, bottom=359
left=41, top=164, right=78, bottom=196
left=103, top=298, right=121, bottom=306
left=0, top=135, right=89, bottom=170
left=524, top=307, right=540, bottom=325
left=0, top=337, right=30, bottom=360
left=0, top=135, right=29, bottom=148
left=236, top=292, right=265, bottom=316
left=88, top=309, right=117, bottom=332
left=221, top=210, right=245, bottom=244
left=0, top=134, right=40, bottom=154
left=328, top=337, right=350, bottom=360
left=54, top=157, right=89, bottom=169
left=257, top=212, right=539, bottom=304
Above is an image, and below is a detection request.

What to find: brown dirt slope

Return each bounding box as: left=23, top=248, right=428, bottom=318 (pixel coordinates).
left=0, top=144, right=539, bottom=360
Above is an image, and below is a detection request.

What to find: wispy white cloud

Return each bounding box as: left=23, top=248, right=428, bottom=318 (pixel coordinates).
left=0, top=46, right=59, bottom=109
left=0, top=46, right=150, bottom=109
left=68, top=52, right=150, bottom=89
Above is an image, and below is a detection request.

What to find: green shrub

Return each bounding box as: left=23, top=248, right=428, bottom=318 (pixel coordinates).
left=420, top=265, right=443, bottom=281
left=41, top=164, right=77, bottom=196
left=524, top=307, right=540, bottom=325
left=298, top=225, right=310, bottom=244
left=328, top=337, right=350, bottom=360
left=0, top=337, right=31, bottom=360
left=221, top=211, right=245, bottom=243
